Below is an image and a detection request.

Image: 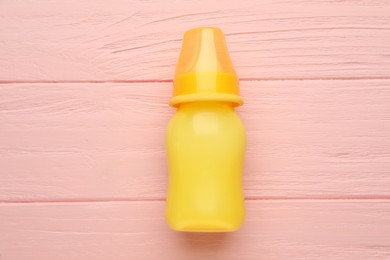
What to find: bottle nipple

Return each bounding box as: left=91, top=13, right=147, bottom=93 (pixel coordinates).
left=170, top=27, right=243, bottom=107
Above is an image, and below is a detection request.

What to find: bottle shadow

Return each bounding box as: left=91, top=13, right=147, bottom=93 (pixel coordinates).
left=178, top=232, right=232, bottom=252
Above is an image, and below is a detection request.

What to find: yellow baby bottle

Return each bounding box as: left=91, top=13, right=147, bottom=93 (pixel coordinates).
left=166, top=27, right=246, bottom=232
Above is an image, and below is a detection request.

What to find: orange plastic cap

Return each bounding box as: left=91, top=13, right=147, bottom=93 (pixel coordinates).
left=170, top=27, right=243, bottom=107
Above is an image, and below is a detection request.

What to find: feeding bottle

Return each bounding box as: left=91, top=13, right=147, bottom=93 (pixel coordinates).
left=166, top=27, right=246, bottom=232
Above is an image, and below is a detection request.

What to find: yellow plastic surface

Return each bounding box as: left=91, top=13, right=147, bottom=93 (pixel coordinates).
left=166, top=102, right=246, bottom=232
left=171, top=27, right=242, bottom=107
left=166, top=27, right=246, bottom=232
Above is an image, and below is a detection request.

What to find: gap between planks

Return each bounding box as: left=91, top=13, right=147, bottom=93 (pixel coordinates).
left=2, top=76, right=390, bottom=84
left=2, top=197, right=390, bottom=205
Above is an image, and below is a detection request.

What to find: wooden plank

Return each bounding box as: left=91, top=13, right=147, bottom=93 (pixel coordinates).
left=0, top=200, right=389, bottom=259
left=0, top=80, right=389, bottom=201
left=1, top=0, right=390, bottom=81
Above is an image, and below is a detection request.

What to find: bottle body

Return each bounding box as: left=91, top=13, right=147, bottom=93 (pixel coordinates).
left=166, top=101, right=246, bottom=232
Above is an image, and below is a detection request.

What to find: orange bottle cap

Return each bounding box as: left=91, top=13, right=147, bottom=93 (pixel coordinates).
left=170, top=27, right=243, bottom=107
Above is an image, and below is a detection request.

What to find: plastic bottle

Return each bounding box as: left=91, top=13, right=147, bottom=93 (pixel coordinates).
left=166, top=27, right=246, bottom=232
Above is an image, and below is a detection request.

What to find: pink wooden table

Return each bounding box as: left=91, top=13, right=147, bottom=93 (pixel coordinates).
left=1, top=0, right=390, bottom=259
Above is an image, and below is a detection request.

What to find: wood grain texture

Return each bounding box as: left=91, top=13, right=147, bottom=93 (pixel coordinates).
left=1, top=200, right=390, bottom=260
left=1, top=80, right=389, bottom=201
left=1, top=0, right=390, bottom=81
left=1, top=0, right=390, bottom=258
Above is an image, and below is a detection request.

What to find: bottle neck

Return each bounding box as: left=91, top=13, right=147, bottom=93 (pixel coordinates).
left=177, top=101, right=234, bottom=112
